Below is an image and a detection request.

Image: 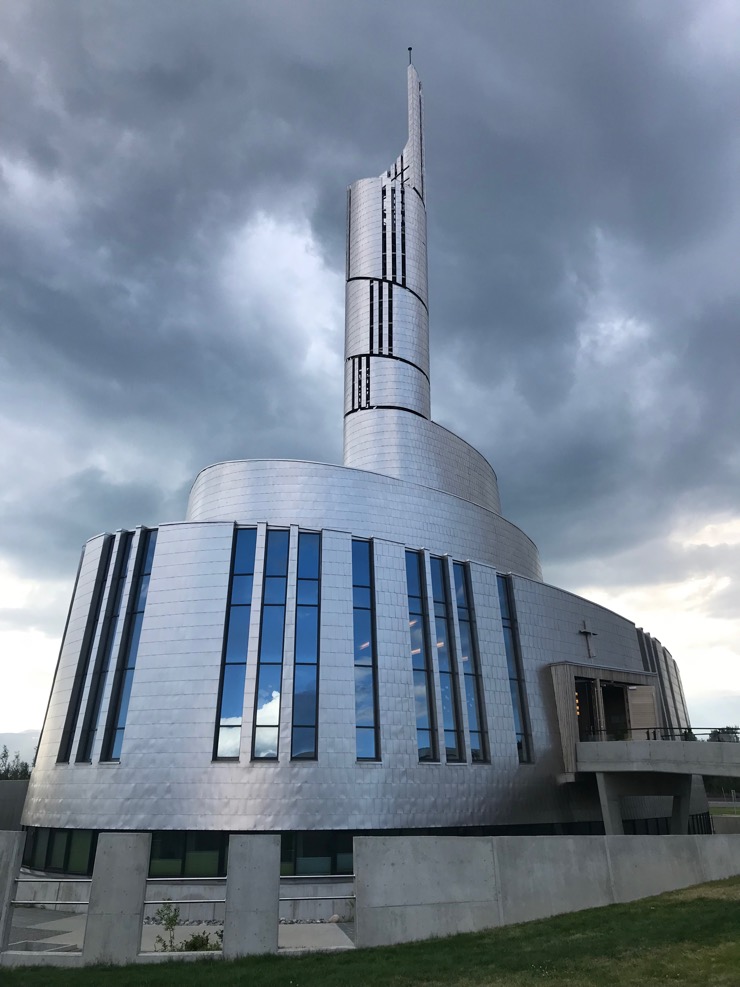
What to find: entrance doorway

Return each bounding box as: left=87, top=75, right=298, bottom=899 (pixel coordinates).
left=575, top=679, right=597, bottom=741
left=601, top=684, right=629, bottom=740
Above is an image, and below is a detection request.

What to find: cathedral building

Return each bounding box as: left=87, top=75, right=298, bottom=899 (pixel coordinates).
left=21, top=63, right=706, bottom=879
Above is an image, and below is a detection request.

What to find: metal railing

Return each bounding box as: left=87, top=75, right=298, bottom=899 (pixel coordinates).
left=10, top=876, right=91, bottom=907
left=579, top=727, right=739, bottom=743
left=144, top=877, right=225, bottom=906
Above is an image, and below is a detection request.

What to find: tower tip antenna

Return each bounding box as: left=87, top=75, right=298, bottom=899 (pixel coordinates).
left=408, top=47, right=412, bottom=65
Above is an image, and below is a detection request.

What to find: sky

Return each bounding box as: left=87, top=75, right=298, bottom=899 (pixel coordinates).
left=1, top=0, right=739, bottom=735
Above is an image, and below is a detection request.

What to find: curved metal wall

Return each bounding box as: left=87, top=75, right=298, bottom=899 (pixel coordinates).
left=185, top=459, right=536, bottom=578
left=24, top=519, right=683, bottom=835
left=344, top=411, right=502, bottom=514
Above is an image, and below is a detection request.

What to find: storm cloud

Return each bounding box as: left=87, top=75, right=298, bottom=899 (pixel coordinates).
left=1, top=0, right=739, bottom=728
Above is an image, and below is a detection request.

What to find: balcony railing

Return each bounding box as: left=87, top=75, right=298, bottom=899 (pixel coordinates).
left=579, top=727, right=738, bottom=743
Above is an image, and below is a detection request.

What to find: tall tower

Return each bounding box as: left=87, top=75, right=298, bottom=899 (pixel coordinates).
left=344, top=62, right=501, bottom=516
left=344, top=64, right=430, bottom=429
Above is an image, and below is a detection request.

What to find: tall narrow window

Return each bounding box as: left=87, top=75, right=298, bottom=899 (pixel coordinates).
left=352, top=540, right=379, bottom=760
left=214, top=527, right=257, bottom=759
left=453, top=563, right=488, bottom=763
left=57, top=535, right=114, bottom=763
left=430, top=557, right=463, bottom=762
left=77, top=532, right=133, bottom=762
left=406, top=550, right=437, bottom=762
left=291, top=532, right=321, bottom=760
left=102, top=529, right=157, bottom=761
left=252, top=529, right=289, bottom=759
left=497, top=574, right=532, bottom=763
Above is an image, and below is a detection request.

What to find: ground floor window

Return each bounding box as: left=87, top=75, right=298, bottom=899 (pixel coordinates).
left=20, top=814, right=715, bottom=878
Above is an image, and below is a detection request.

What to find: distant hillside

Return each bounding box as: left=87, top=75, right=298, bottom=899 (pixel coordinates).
left=0, top=730, right=40, bottom=765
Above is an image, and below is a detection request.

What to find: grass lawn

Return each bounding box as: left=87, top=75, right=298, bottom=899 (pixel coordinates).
left=709, top=806, right=740, bottom=815
left=4, top=877, right=740, bottom=987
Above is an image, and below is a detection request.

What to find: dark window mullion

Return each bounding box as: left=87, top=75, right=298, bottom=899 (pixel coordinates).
left=497, top=574, right=532, bottom=763
left=77, top=532, right=134, bottom=762
left=57, top=534, right=115, bottom=763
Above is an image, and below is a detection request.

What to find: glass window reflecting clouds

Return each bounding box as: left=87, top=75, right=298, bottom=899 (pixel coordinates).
left=102, top=529, right=157, bottom=761
left=77, top=532, right=133, bottom=763
left=431, top=557, right=463, bottom=762
left=253, top=529, right=289, bottom=760
left=497, top=574, right=532, bottom=763
left=352, top=540, right=379, bottom=759
left=406, top=550, right=437, bottom=762
left=214, top=528, right=256, bottom=760
left=453, top=563, right=488, bottom=763
left=291, top=532, right=320, bottom=759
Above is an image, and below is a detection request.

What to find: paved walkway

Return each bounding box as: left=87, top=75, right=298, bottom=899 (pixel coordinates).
left=8, top=906, right=354, bottom=954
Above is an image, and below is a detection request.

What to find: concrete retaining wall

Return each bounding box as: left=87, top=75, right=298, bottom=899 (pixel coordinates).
left=354, top=834, right=740, bottom=947
left=712, top=815, right=740, bottom=834
left=0, top=782, right=29, bottom=831
left=16, top=875, right=354, bottom=921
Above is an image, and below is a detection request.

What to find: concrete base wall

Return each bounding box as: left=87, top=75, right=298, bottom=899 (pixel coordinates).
left=0, top=832, right=24, bottom=951
left=0, top=782, right=29, bottom=831
left=83, top=833, right=151, bottom=965
left=223, top=834, right=280, bottom=957
left=712, top=815, right=740, bottom=835
left=355, top=834, right=740, bottom=947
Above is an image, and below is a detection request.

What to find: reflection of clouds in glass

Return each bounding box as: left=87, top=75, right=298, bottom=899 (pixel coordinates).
left=217, top=727, right=240, bottom=758
left=253, top=727, right=278, bottom=758
left=256, top=689, right=280, bottom=725
left=220, top=716, right=241, bottom=726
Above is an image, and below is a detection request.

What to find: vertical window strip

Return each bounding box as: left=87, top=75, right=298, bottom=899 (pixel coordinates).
left=352, top=540, right=379, bottom=759
left=388, top=283, right=393, bottom=354
left=291, top=532, right=321, bottom=759
left=57, top=536, right=115, bottom=763
left=453, top=563, right=488, bottom=763
left=391, top=187, right=397, bottom=281
left=381, top=185, right=387, bottom=278
left=364, top=356, right=370, bottom=406
left=406, top=550, right=437, bottom=762
left=497, top=575, right=532, bottom=763
left=252, top=529, right=290, bottom=759
left=102, top=529, right=158, bottom=761
left=346, top=187, right=351, bottom=280
left=430, top=557, right=464, bottom=762
left=378, top=281, right=384, bottom=352
left=77, top=533, right=134, bottom=762
left=400, top=185, right=406, bottom=285
left=214, top=527, right=257, bottom=759
left=419, top=89, right=424, bottom=200
left=369, top=281, right=374, bottom=353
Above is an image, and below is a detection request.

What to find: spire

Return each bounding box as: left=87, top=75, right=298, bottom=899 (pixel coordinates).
left=343, top=62, right=430, bottom=455
left=404, top=59, right=425, bottom=203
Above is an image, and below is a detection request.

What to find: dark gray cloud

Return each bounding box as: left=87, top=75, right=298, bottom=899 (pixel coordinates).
left=1, top=0, right=739, bottom=690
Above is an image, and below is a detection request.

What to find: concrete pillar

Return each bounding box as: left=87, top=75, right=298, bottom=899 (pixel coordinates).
left=0, top=831, right=25, bottom=951
left=596, top=773, right=624, bottom=835
left=222, top=834, right=280, bottom=957
left=82, top=832, right=150, bottom=966
left=670, top=775, right=693, bottom=835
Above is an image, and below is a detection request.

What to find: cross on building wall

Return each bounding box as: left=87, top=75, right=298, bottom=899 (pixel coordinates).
left=579, top=619, right=597, bottom=660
